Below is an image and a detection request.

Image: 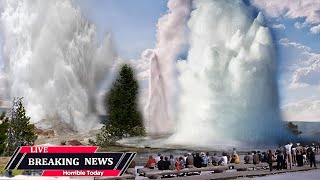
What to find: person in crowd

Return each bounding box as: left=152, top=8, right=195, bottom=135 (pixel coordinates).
left=296, top=145, right=303, bottom=167
left=226, top=153, right=231, bottom=163
left=244, top=152, right=253, bottom=164
left=169, top=155, right=176, bottom=170
left=220, top=152, right=228, bottom=166
left=183, top=153, right=188, bottom=162
left=309, top=148, right=317, bottom=168
left=233, top=148, right=236, bottom=155
left=276, top=150, right=284, bottom=170
left=307, top=145, right=313, bottom=161
left=284, top=150, right=288, bottom=169
left=164, top=156, right=170, bottom=170
left=253, top=151, right=260, bottom=165
left=284, top=142, right=293, bottom=169
left=155, top=153, right=161, bottom=165
left=292, top=144, right=297, bottom=166
left=230, top=154, right=235, bottom=163
left=257, top=151, right=263, bottom=162
left=194, top=152, right=203, bottom=168
left=232, top=153, right=240, bottom=164
left=192, top=152, right=196, bottom=158
left=175, top=158, right=181, bottom=171
left=261, top=152, right=267, bottom=162
left=303, top=151, right=308, bottom=165
left=267, top=150, right=274, bottom=171
left=157, top=156, right=166, bottom=170
left=145, top=155, right=156, bottom=169
left=179, top=157, right=185, bottom=169
left=201, top=152, right=208, bottom=167
left=206, top=152, right=211, bottom=165
left=186, top=153, right=194, bottom=168
left=212, top=153, right=220, bottom=166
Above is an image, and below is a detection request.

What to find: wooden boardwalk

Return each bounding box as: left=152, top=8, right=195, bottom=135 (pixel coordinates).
left=169, top=166, right=318, bottom=180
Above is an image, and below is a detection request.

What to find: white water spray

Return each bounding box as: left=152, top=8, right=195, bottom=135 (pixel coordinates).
left=169, top=0, right=288, bottom=146
left=0, top=0, right=115, bottom=131
left=146, top=0, right=191, bottom=135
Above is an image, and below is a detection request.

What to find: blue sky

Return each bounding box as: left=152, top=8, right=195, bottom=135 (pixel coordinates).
left=251, top=0, right=320, bottom=121
left=0, top=0, right=319, bottom=122
left=75, top=0, right=168, bottom=59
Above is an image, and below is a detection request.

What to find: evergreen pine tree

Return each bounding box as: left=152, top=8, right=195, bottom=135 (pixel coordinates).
left=4, top=100, right=37, bottom=155
left=95, top=64, right=145, bottom=145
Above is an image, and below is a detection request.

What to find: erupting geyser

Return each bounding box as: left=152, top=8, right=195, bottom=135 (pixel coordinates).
left=0, top=0, right=115, bottom=131
left=146, top=51, right=171, bottom=135
left=146, top=0, right=191, bottom=135
left=169, top=0, right=289, bottom=146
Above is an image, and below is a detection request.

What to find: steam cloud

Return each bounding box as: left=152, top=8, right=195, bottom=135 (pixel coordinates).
left=169, top=0, right=288, bottom=146
left=0, top=0, right=292, bottom=146
left=0, top=0, right=115, bottom=131
left=146, top=0, right=191, bottom=135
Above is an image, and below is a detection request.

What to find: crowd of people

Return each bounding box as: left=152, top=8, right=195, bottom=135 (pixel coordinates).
left=265, top=142, right=318, bottom=171
left=145, top=148, right=241, bottom=171
left=144, top=143, right=319, bottom=172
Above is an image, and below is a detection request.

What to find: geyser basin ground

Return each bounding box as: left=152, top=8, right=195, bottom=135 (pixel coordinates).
left=117, top=136, right=280, bottom=151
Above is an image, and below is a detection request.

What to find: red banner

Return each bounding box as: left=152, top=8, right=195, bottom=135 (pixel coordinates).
left=19, top=146, right=98, bottom=153
left=42, top=170, right=121, bottom=176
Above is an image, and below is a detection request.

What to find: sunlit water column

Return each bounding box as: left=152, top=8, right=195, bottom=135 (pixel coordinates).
left=170, top=0, right=290, bottom=147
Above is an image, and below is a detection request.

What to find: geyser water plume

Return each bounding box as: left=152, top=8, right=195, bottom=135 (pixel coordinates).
left=146, top=0, right=191, bottom=135
left=170, top=0, right=289, bottom=146
left=0, top=0, right=116, bottom=131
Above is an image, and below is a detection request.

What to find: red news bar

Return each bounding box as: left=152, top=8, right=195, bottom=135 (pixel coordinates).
left=19, top=146, right=99, bottom=153
left=42, top=170, right=121, bottom=176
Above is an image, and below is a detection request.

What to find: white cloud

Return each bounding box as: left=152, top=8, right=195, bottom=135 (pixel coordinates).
left=310, top=24, right=320, bottom=34
left=279, top=38, right=320, bottom=122
left=282, top=97, right=320, bottom=122
left=279, top=38, right=312, bottom=52
left=294, top=21, right=309, bottom=29
left=251, top=0, right=320, bottom=33
left=290, top=52, right=320, bottom=87
left=272, top=23, right=286, bottom=29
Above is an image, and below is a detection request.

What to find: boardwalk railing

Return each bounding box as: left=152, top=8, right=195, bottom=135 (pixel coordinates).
left=138, top=162, right=274, bottom=179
